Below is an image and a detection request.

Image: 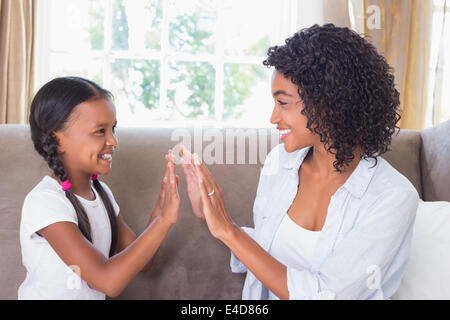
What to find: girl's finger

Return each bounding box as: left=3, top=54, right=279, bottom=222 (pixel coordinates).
left=164, top=154, right=170, bottom=177
left=158, top=155, right=170, bottom=200
left=169, top=149, right=177, bottom=164
left=168, top=161, right=178, bottom=197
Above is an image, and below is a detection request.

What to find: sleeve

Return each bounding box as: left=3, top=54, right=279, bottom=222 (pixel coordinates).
left=285, top=187, right=419, bottom=300
left=230, top=227, right=255, bottom=273
left=98, top=181, right=120, bottom=216
left=229, top=145, right=280, bottom=273
left=21, top=191, right=78, bottom=241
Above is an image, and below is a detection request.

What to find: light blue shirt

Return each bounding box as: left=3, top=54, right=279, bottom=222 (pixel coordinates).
left=230, top=144, right=419, bottom=300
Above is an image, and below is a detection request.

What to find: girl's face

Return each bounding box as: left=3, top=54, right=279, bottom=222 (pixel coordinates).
left=270, top=70, right=318, bottom=153
left=54, top=98, right=118, bottom=177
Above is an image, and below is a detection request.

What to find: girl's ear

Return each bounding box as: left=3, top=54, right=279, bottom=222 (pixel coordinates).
left=52, top=131, right=66, bottom=154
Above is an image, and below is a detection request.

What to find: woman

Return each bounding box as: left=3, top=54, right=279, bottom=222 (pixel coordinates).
left=178, top=24, right=419, bottom=300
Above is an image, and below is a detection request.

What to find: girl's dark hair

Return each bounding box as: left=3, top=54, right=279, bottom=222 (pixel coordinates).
left=29, top=76, right=118, bottom=258
left=263, top=23, right=401, bottom=172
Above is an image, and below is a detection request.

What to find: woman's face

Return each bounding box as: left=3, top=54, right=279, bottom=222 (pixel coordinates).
left=54, top=98, right=118, bottom=177
left=270, top=70, right=317, bottom=153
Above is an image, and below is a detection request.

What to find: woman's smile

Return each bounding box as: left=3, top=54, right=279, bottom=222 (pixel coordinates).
left=277, top=127, right=292, bottom=142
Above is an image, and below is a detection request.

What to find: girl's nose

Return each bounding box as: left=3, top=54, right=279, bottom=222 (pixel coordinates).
left=108, top=131, right=118, bottom=148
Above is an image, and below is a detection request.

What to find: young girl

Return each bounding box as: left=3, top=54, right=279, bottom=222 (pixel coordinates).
left=19, top=76, right=180, bottom=299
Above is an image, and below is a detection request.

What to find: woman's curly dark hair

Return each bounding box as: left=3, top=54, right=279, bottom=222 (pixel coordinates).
left=263, top=23, right=401, bottom=173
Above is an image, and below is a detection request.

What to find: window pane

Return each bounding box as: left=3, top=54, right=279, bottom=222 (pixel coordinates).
left=223, top=63, right=272, bottom=124
left=112, top=0, right=163, bottom=51
left=51, top=0, right=108, bottom=51
left=49, top=53, right=103, bottom=85
left=111, top=58, right=161, bottom=125
left=168, top=0, right=217, bottom=54
left=111, top=58, right=160, bottom=110
left=222, top=0, right=273, bottom=56
left=167, top=61, right=215, bottom=120
left=112, top=0, right=129, bottom=50
left=88, top=0, right=106, bottom=50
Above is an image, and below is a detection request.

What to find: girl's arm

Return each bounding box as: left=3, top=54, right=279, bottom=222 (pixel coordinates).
left=38, top=158, right=180, bottom=298
left=114, top=152, right=179, bottom=272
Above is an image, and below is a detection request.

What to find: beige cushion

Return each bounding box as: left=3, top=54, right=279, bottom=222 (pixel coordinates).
left=392, top=199, right=450, bottom=299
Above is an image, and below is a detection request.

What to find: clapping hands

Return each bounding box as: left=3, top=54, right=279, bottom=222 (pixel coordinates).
left=178, top=144, right=235, bottom=241
left=151, top=149, right=180, bottom=226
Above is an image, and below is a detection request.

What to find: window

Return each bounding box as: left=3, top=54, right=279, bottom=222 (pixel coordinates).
left=426, top=0, right=450, bottom=128
left=36, top=0, right=301, bottom=128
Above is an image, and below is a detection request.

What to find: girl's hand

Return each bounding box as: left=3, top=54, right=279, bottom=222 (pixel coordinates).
left=152, top=150, right=180, bottom=225
left=179, top=144, right=205, bottom=220
left=192, top=153, right=235, bottom=240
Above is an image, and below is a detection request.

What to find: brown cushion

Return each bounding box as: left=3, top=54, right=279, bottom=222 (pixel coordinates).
left=420, top=120, right=450, bottom=201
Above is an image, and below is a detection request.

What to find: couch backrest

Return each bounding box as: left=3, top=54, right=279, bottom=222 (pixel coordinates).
left=419, top=120, right=450, bottom=201
left=0, top=123, right=442, bottom=299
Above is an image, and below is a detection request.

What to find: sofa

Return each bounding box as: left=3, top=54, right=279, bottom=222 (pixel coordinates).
left=0, top=121, right=449, bottom=300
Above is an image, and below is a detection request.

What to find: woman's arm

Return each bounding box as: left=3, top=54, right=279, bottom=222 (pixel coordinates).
left=225, top=225, right=289, bottom=299
left=38, top=156, right=180, bottom=298
left=192, top=154, right=419, bottom=300
left=192, top=156, right=290, bottom=299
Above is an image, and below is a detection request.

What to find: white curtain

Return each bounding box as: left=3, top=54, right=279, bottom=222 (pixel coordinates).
left=430, top=0, right=449, bottom=126
left=273, top=0, right=326, bottom=45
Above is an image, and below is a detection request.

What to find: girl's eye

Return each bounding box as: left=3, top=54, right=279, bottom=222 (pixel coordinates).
left=97, top=126, right=117, bottom=134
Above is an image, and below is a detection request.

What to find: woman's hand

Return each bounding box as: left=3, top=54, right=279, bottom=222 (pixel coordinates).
left=152, top=150, right=180, bottom=226
left=179, top=144, right=205, bottom=220
left=192, top=153, right=236, bottom=241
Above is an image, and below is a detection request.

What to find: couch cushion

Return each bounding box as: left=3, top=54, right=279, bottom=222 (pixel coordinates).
left=391, top=199, right=450, bottom=299
left=0, top=124, right=428, bottom=299
left=0, top=124, right=50, bottom=300
left=420, top=120, right=450, bottom=201
left=380, top=128, right=423, bottom=198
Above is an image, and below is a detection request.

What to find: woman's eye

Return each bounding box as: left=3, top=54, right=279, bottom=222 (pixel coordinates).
left=97, top=129, right=105, bottom=134
left=278, top=100, right=287, bottom=106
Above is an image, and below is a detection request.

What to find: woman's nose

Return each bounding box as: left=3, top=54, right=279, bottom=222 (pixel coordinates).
left=270, top=105, right=280, bottom=125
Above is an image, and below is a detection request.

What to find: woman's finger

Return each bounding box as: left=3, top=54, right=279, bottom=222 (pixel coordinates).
left=193, top=153, right=218, bottom=194
left=193, top=154, right=212, bottom=189
left=197, top=172, right=212, bottom=214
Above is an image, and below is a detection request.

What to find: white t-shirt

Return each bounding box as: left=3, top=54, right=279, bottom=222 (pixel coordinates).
left=268, top=213, right=322, bottom=300
left=18, top=175, right=120, bottom=300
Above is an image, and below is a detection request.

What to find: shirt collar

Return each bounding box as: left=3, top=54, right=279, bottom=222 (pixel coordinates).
left=281, top=145, right=378, bottom=199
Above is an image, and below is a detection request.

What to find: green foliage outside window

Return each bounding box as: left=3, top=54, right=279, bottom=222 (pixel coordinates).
left=88, top=0, right=268, bottom=120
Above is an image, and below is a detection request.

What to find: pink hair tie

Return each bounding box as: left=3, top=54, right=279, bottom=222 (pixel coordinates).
left=61, top=180, right=72, bottom=191
left=91, top=174, right=99, bottom=181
